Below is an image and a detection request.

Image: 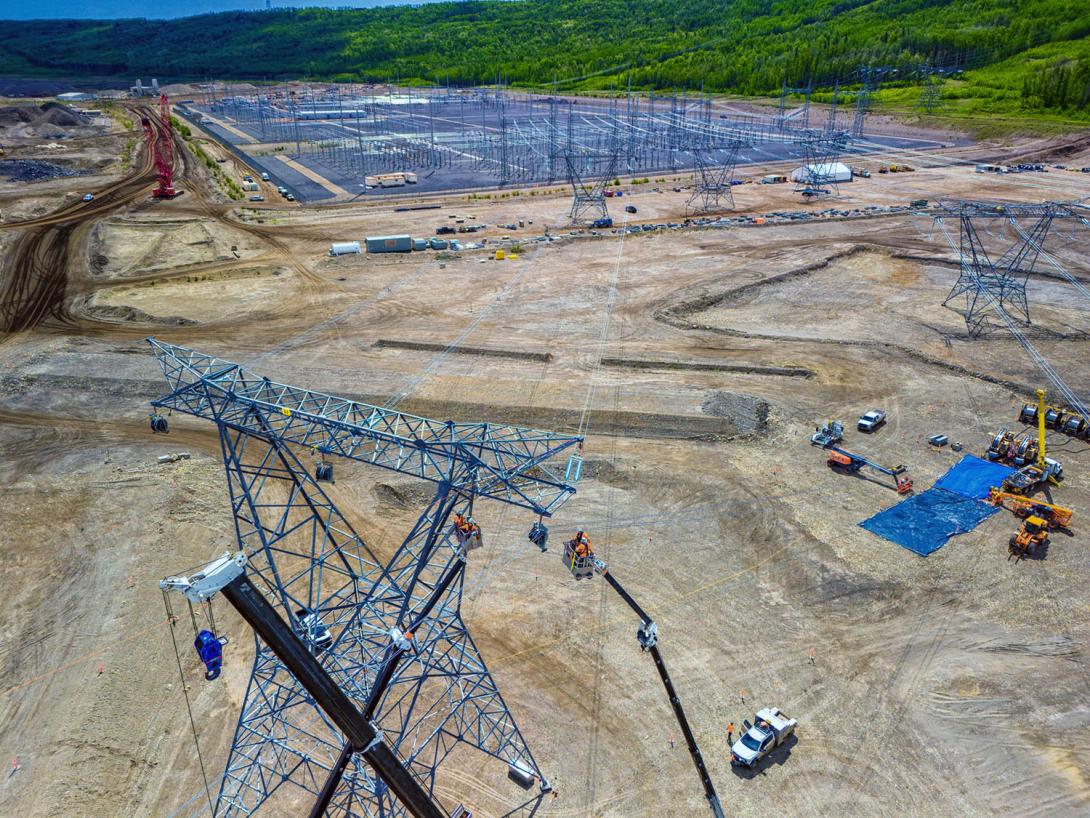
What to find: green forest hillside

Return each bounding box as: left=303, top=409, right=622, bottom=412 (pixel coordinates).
left=1, top=0, right=1089, bottom=121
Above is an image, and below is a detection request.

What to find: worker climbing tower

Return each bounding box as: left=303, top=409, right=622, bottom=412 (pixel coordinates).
left=150, top=339, right=583, bottom=818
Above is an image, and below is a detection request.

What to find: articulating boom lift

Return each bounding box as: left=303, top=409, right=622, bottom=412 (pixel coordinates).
left=149, top=338, right=583, bottom=818
left=563, top=534, right=726, bottom=818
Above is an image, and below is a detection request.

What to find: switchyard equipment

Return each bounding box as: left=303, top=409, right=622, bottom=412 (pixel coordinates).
left=140, top=93, right=177, bottom=199
left=560, top=532, right=726, bottom=818
left=826, top=446, right=913, bottom=494
left=149, top=339, right=584, bottom=818
left=195, top=83, right=868, bottom=198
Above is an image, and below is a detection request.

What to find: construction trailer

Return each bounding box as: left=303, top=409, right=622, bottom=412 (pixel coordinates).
left=365, top=234, right=413, bottom=253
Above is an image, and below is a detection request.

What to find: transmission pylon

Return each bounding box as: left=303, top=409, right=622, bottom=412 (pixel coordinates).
left=938, top=201, right=1059, bottom=336
left=778, top=77, right=812, bottom=133
left=850, top=66, right=885, bottom=136
left=917, top=68, right=946, bottom=115
left=565, top=149, right=617, bottom=224
left=149, top=340, right=583, bottom=818
left=794, top=130, right=849, bottom=197
left=687, top=140, right=743, bottom=214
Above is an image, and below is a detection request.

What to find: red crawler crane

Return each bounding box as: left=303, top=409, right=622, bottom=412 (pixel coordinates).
left=140, top=93, right=177, bottom=198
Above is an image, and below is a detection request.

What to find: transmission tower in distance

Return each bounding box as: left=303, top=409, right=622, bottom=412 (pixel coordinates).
left=565, top=149, right=617, bottom=224
left=687, top=140, right=744, bottom=214
left=917, top=67, right=946, bottom=115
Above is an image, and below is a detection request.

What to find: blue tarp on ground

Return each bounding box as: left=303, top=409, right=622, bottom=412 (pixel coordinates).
left=932, top=454, right=1017, bottom=499
left=859, top=455, right=1015, bottom=556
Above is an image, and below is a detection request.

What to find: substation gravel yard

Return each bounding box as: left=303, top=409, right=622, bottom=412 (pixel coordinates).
left=1, top=101, right=1089, bottom=818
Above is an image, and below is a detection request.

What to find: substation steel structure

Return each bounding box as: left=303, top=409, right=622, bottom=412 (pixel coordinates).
left=198, top=82, right=860, bottom=198
left=149, top=338, right=583, bottom=818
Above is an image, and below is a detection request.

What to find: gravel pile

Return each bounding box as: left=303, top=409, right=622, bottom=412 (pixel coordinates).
left=0, top=159, right=82, bottom=182
left=700, top=390, right=770, bottom=435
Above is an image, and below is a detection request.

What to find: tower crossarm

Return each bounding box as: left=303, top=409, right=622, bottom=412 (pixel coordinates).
left=148, top=338, right=582, bottom=515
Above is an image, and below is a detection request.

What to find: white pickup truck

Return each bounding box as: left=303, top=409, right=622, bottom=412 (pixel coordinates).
left=730, top=708, right=797, bottom=768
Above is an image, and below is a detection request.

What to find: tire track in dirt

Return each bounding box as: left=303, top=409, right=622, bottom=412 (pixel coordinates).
left=653, top=244, right=1050, bottom=399
left=0, top=105, right=160, bottom=333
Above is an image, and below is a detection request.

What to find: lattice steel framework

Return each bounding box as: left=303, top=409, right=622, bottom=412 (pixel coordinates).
left=938, top=201, right=1060, bottom=336
left=148, top=339, right=583, bottom=818
left=565, top=149, right=618, bottom=224
left=687, top=140, right=744, bottom=214
left=794, top=130, right=849, bottom=196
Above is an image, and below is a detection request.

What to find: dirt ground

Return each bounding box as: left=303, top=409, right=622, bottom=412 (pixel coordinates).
left=2, top=94, right=1090, bottom=818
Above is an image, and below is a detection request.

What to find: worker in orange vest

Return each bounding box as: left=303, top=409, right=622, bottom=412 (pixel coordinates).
left=572, top=530, right=591, bottom=557
left=452, top=513, right=477, bottom=541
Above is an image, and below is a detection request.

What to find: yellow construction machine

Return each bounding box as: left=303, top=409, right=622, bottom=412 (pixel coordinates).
left=1009, top=515, right=1049, bottom=560
left=987, top=487, right=1073, bottom=529
left=1002, top=389, right=1064, bottom=494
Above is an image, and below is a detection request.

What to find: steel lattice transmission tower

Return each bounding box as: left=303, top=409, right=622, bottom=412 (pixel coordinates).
left=847, top=66, right=899, bottom=136
left=794, top=130, right=850, bottom=197
left=149, top=339, right=583, bottom=818
left=565, top=149, right=618, bottom=224
left=917, top=68, right=946, bottom=115
left=687, top=140, right=744, bottom=214
left=937, top=201, right=1060, bottom=337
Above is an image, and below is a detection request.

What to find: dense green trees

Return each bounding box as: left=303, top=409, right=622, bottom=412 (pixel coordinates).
left=0, top=0, right=1088, bottom=116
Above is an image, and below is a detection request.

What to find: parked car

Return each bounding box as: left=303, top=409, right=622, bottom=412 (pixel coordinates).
left=625, top=205, right=637, bottom=214
left=857, top=409, right=887, bottom=433
left=248, top=195, right=265, bottom=202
